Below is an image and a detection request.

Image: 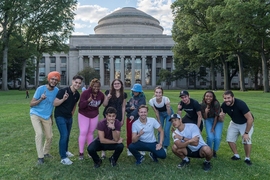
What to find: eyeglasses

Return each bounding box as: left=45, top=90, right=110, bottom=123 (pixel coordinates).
left=50, top=78, right=59, bottom=82
left=114, top=83, right=120, bottom=85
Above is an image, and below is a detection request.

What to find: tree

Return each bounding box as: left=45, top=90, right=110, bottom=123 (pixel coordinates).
left=171, top=0, right=270, bottom=91
left=171, top=0, right=226, bottom=89
left=207, top=0, right=270, bottom=92
left=78, top=67, right=100, bottom=86
left=0, top=0, right=77, bottom=90
left=158, top=69, right=174, bottom=89
left=21, top=0, right=76, bottom=89
left=0, top=0, right=30, bottom=90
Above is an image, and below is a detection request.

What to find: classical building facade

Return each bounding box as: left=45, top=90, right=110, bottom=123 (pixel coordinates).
left=41, top=7, right=175, bottom=88
left=40, top=7, right=253, bottom=89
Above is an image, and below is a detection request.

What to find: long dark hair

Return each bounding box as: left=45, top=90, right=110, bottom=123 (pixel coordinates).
left=202, top=90, right=219, bottom=108
left=110, top=79, right=124, bottom=101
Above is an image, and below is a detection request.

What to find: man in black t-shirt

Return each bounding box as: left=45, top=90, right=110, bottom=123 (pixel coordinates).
left=219, top=90, right=254, bottom=166
left=54, top=75, right=83, bottom=165
left=177, top=90, right=203, bottom=131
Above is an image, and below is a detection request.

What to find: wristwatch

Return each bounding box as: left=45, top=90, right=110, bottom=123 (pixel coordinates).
left=112, top=128, right=116, bottom=131
left=245, top=132, right=248, bottom=134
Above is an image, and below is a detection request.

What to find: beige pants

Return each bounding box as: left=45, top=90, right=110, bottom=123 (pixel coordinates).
left=30, top=114, right=53, bottom=158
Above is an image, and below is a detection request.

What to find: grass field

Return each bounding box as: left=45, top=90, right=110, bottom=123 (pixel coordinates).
left=0, top=89, right=269, bottom=180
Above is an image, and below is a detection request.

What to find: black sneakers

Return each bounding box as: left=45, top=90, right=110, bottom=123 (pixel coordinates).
left=203, top=161, right=211, bottom=171
left=213, top=151, right=217, bottom=158
left=44, top=154, right=53, bottom=158
left=136, top=155, right=145, bottom=165
left=37, top=158, right=44, bottom=165
left=109, top=156, right=117, bottom=167
left=149, top=152, right=158, bottom=162
left=231, top=155, right=241, bottom=160
left=177, top=159, right=190, bottom=168
left=94, top=159, right=102, bottom=168
left=244, top=159, right=252, bottom=166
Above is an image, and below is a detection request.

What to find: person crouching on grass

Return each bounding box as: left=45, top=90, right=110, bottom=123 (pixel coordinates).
left=87, top=107, right=124, bottom=168
left=170, top=114, right=213, bottom=171
left=128, top=105, right=166, bottom=165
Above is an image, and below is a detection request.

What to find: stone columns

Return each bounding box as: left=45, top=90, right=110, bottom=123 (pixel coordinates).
left=172, top=57, right=176, bottom=88
left=162, top=56, right=167, bottom=87
left=110, top=55, right=114, bottom=83
left=151, top=55, right=157, bottom=86
left=78, top=56, right=83, bottom=72
left=88, top=55, right=93, bottom=68
left=99, top=55, right=104, bottom=86
left=131, top=55, right=135, bottom=85
left=141, top=56, right=146, bottom=87
left=56, top=56, right=61, bottom=72
left=45, top=56, right=50, bottom=74
left=120, top=55, right=125, bottom=83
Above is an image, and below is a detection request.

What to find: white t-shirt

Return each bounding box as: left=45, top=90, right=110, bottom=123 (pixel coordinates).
left=149, top=96, right=170, bottom=113
left=132, top=117, right=160, bottom=143
left=172, top=123, right=207, bottom=152
left=149, top=96, right=170, bottom=108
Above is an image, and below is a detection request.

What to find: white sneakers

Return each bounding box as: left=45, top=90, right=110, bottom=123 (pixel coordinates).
left=60, top=152, right=74, bottom=165
left=66, top=151, right=74, bottom=157
left=140, top=151, right=146, bottom=156
left=61, top=157, right=73, bottom=165
left=163, top=148, right=167, bottom=154
left=127, top=149, right=132, bottom=156
left=127, top=150, right=145, bottom=156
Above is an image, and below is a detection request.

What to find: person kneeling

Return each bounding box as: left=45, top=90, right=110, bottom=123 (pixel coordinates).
left=128, top=105, right=166, bottom=165
left=170, top=114, right=213, bottom=171
left=87, top=107, right=124, bottom=168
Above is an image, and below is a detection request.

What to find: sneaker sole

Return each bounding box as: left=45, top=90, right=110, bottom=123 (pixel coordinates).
left=177, top=163, right=190, bottom=168
left=61, top=162, right=73, bottom=165
left=61, top=160, right=73, bottom=165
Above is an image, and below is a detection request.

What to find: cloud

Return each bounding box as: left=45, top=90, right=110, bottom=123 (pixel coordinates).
left=137, top=0, right=174, bottom=35
left=74, top=22, right=91, bottom=29
left=75, top=4, right=110, bottom=24
left=72, top=31, right=89, bottom=35
left=72, top=1, right=175, bottom=35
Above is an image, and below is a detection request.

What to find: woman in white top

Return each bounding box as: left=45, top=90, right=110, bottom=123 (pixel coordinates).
left=149, top=86, right=173, bottom=152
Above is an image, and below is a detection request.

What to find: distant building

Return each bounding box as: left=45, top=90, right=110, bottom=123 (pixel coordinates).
left=40, top=7, right=253, bottom=89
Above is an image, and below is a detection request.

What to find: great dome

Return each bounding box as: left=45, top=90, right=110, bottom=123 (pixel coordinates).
left=94, top=7, right=164, bottom=34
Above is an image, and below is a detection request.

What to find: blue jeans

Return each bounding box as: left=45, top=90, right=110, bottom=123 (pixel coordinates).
left=128, top=141, right=166, bottom=161
left=204, top=118, right=223, bottom=152
left=158, top=109, right=173, bottom=148
left=55, top=116, right=73, bottom=159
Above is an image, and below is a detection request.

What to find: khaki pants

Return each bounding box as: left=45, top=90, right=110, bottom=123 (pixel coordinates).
left=30, top=114, right=53, bottom=158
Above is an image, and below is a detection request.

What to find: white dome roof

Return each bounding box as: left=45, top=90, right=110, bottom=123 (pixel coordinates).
left=94, top=7, right=164, bottom=34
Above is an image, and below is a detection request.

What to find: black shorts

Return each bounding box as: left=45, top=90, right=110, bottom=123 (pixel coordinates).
left=186, top=146, right=204, bottom=158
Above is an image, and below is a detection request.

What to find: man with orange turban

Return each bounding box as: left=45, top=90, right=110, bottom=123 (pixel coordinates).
left=30, top=71, right=60, bottom=165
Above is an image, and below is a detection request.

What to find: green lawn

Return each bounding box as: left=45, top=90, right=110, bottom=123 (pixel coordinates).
left=0, top=89, right=269, bottom=180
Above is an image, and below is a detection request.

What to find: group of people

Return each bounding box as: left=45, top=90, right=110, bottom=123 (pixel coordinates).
left=29, top=71, right=254, bottom=171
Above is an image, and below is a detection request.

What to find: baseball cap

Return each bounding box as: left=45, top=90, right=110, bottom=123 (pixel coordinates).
left=169, top=114, right=181, bottom=121
left=179, top=90, right=189, bottom=97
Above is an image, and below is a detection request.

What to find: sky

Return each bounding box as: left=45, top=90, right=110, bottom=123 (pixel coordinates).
left=73, top=0, right=176, bottom=35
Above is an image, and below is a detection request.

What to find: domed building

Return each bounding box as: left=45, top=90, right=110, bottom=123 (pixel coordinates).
left=40, top=7, right=176, bottom=88
left=94, top=7, right=164, bottom=34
